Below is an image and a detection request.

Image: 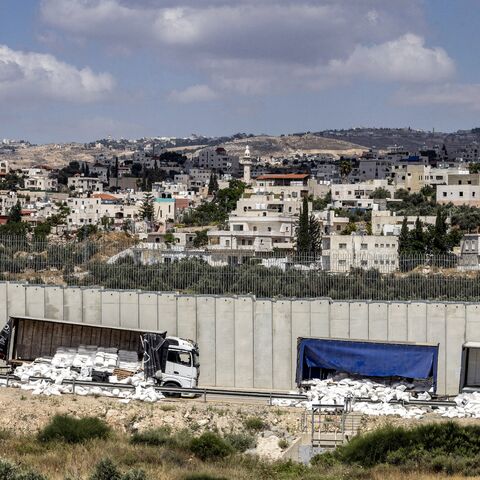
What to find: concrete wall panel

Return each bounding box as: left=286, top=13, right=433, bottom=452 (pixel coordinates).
left=426, top=303, right=447, bottom=394
left=368, top=302, right=388, bottom=340
left=119, top=291, right=139, bottom=329
left=196, top=296, right=216, bottom=386
left=466, top=304, right=480, bottom=342
left=177, top=296, right=197, bottom=341
left=388, top=303, right=408, bottom=341
left=157, top=294, right=177, bottom=335
left=7, top=283, right=25, bottom=317
left=445, top=304, right=466, bottom=395
left=234, top=297, right=254, bottom=388
left=101, top=291, right=120, bottom=327
left=44, top=286, right=63, bottom=320
left=63, top=288, right=82, bottom=323
left=0, top=283, right=7, bottom=325
left=330, top=302, right=349, bottom=338
left=349, top=302, right=369, bottom=339
left=310, top=300, right=330, bottom=338
left=254, top=300, right=273, bottom=389
left=272, top=300, right=292, bottom=390
left=138, top=293, right=157, bottom=331
left=215, top=297, right=235, bottom=387
left=407, top=303, right=427, bottom=342
left=83, top=289, right=102, bottom=325
left=291, top=300, right=311, bottom=387
left=25, top=286, right=45, bottom=318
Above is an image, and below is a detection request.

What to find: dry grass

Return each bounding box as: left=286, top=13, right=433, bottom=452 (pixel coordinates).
left=1, top=431, right=480, bottom=480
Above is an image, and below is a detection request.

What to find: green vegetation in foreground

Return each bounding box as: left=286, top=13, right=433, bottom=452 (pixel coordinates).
left=1, top=415, right=480, bottom=479
left=313, top=421, right=480, bottom=476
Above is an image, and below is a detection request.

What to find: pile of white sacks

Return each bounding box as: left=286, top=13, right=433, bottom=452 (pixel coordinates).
left=0, top=345, right=165, bottom=404
left=274, top=377, right=480, bottom=419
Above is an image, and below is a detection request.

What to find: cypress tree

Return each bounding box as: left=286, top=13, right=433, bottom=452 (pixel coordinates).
left=296, top=196, right=311, bottom=255
left=399, top=217, right=410, bottom=253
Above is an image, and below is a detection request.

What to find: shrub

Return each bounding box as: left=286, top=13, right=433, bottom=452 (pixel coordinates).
left=38, top=415, right=110, bottom=444
left=336, top=422, right=480, bottom=472
left=278, top=439, right=289, bottom=450
left=243, top=417, right=266, bottom=432
left=0, top=459, right=47, bottom=480
left=90, top=460, right=146, bottom=480
left=224, top=433, right=256, bottom=453
left=130, top=427, right=172, bottom=446
left=189, top=432, right=233, bottom=461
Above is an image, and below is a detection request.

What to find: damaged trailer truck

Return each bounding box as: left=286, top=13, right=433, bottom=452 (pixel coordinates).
left=296, top=337, right=439, bottom=392
left=0, top=316, right=200, bottom=392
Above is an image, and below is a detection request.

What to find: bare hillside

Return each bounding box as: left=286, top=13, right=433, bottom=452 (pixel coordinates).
left=3, top=143, right=129, bottom=169
left=220, top=133, right=366, bottom=158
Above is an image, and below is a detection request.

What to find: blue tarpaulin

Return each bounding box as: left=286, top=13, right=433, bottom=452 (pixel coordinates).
left=296, top=338, right=438, bottom=390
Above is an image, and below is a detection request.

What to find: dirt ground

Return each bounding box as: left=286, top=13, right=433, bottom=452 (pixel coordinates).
left=0, top=387, right=302, bottom=437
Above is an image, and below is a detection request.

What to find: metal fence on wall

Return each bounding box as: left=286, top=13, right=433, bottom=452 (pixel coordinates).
left=0, top=236, right=479, bottom=301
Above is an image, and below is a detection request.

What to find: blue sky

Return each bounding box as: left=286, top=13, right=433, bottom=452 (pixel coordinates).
left=1, top=0, right=480, bottom=143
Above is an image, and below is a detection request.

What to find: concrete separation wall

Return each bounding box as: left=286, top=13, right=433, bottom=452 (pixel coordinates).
left=0, top=282, right=477, bottom=395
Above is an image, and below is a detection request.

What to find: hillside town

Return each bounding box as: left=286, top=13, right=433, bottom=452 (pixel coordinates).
left=1, top=131, right=480, bottom=273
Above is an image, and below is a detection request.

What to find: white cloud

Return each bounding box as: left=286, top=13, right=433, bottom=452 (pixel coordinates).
left=40, top=0, right=453, bottom=96
left=168, top=84, right=219, bottom=103
left=326, top=34, right=454, bottom=83
left=394, top=84, right=480, bottom=110
left=0, top=45, right=115, bottom=103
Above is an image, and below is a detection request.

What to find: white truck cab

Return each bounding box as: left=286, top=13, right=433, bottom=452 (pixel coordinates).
left=156, top=336, right=200, bottom=391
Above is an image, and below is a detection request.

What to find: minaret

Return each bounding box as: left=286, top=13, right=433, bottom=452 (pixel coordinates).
left=241, top=145, right=252, bottom=184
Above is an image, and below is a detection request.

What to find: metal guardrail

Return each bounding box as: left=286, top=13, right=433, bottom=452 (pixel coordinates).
left=0, top=373, right=308, bottom=404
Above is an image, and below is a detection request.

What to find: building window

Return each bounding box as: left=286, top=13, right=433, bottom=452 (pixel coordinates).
left=443, top=192, right=447, bottom=197
left=361, top=243, right=367, bottom=250
left=339, top=243, right=347, bottom=249
left=460, top=191, right=464, bottom=197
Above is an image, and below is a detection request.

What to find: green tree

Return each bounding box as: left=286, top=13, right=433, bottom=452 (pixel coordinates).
left=411, top=217, right=425, bottom=253
left=308, top=214, right=322, bottom=255
left=33, top=222, right=51, bottom=240
left=208, top=173, right=219, bottom=195
left=369, top=187, right=391, bottom=199
left=193, top=229, right=209, bottom=248
left=339, top=160, right=353, bottom=183
left=398, top=217, right=410, bottom=254
left=296, top=196, right=310, bottom=254
left=76, top=224, right=98, bottom=241
left=469, top=163, right=480, bottom=174
left=341, top=222, right=357, bottom=235
left=430, top=209, right=448, bottom=253
left=164, top=231, right=175, bottom=246
left=131, top=163, right=142, bottom=177
left=140, top=193, right=155, bottom=222
left=7, top=202, right=22, bottom=223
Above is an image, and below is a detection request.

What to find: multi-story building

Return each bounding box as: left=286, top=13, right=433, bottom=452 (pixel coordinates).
left=437, top=173, right=480, bottom=206
left=371, top=211, right=442, bottom=236
left=331, top=180, right=394, bottom=208
left=195, top=147, right=239, bottom=173
left=322, top=234, right=399, bottom=273
left=207, top=193, right=305, bottom=252
left=68, top=176, right=103, bottom=193
left=23, top=170, right=58, bottom=191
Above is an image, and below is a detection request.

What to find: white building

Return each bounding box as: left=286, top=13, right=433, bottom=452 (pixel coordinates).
left=68, top=176, right=103, bottom=193
left=331, top=180, right=394, bottom=208
left=207, top=193, right=305, bottom=251
left=322, top=234, right=399, bottom=273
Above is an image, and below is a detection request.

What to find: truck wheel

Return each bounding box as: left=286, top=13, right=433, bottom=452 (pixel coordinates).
left=163, top=382, right=181, bottom=398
